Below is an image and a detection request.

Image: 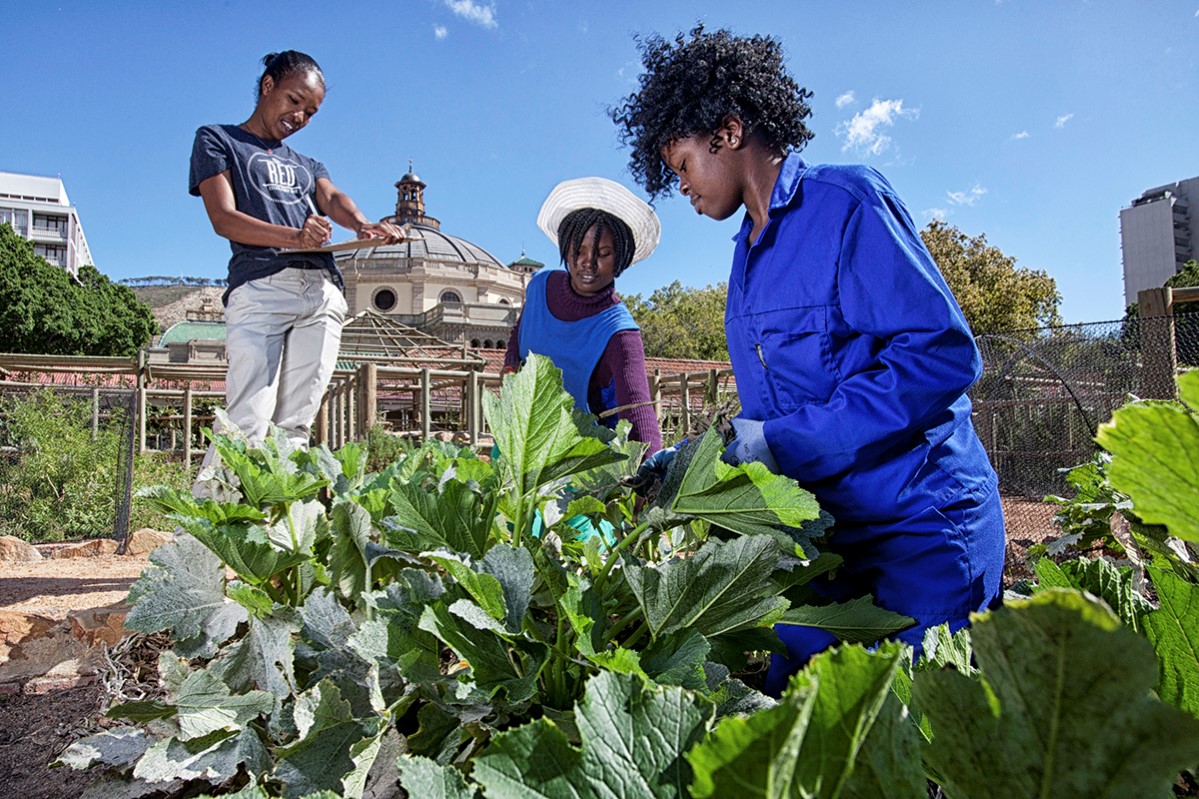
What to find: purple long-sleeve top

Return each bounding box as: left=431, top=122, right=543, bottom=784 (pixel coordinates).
left=505, top=270, right=662, bottom=454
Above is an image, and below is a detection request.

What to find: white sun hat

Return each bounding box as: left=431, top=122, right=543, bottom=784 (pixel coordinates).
left=537, top=177, right=661, bottom=265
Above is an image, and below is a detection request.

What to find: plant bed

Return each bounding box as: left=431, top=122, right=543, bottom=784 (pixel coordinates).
left=10, top=358, right=1199, bottom=797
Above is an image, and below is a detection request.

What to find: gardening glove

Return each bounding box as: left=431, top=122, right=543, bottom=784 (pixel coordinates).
left=621, top=439, right=687, bottom=496
left=720, top=417, right=780, bottom=473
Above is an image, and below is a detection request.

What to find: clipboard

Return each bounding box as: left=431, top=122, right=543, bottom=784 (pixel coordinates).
left=282, top=224, right=421, bottom=253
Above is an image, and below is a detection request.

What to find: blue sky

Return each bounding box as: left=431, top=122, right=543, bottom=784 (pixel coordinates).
left=3, top=1, right=1197, bottom=323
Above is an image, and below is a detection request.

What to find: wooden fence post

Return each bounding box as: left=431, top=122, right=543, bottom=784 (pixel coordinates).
left=183, top=386, right=193, bottom=464
left=421, top=368, right=432, bottom=440
left=1138, top=287, right=1177, bottom=400
left=136, top=350, right=147, bottom=453
left=357, top=363, right=377, bottom=436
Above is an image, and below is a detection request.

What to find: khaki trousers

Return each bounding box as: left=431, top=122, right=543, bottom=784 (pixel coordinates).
left=223, top=267, right=347, bottom=447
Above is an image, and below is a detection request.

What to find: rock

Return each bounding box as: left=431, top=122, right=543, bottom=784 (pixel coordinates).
left=52, top=539, right=119, bottom=559
left=123, top=528, right=172, bottom=557
left=68, top=605, right=129, bottom=647
left=0, top=536, right=42, bottom=562
left=0, top=611, right=60, bottom=661
left=0, top=623, right=102, bottom=686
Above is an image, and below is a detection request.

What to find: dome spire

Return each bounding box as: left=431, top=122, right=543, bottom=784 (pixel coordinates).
left=387, top=162, right=440, bottom=230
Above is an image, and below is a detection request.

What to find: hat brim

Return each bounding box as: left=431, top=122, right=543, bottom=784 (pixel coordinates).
left=537, top=177, right=660, bottom=265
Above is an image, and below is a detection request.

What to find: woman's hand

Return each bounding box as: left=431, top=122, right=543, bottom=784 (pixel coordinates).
left=296, top=214, right=333, bottom=248
left=356, top=220, right=407, bottom=244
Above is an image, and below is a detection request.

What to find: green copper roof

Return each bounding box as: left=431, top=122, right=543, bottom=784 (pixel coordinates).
left=159, top=321, right=227, bottom=345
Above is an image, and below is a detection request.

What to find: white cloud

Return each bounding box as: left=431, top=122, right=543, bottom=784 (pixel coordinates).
left=443, top=0, right=497, bottom=29
left=947, top=185, right=987, bottom=207
left=1010, top=130, right=1029, bottom=140
left=834, top=91, right=855, bottom=109
left=1055, top=113, right=1074, bottom=128
left=835, top=98, right=919, bottom=157
left=434, top=25, right=448, bottom=39
left=923, top=207, right=948, bottom=221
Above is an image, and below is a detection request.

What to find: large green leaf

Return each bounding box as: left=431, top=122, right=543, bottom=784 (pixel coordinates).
left=178, top=518, right=311, bottom=587
left=215, top=436, right=328, bottom=509
left=57, top=727, right=154, bottom=771
left=422, top=551, right=507, bottom=621
left=396, top=755, right=480, bottom=798
left=125, top=535, right=247, bottom=659
left=687, top=643, right=924, bottom=799
left=417, top=602, right=547, bottom=704
left=657, top=428, right=822, bottom=553
left=171, top=669, right=274, bottom=741
left=623, top=535, right=788, bottom=639
left=916, top=589, right=1199, bottom=798
left=776, top=596, right=915, bottom=645
left=1095, top=371, right=1199, bottom=542
left=471, top=672, right=715, bottom=799
left=1144, top=566, right=1199, bottom=719
left=1032, top=556, right=1153, bottom=632
left=382, top=477, right=496, bottom=560
left=133, top=727, right=270, bottom=787
left=484, top=353, right=626, bottom=497
left=479, top=544, right=535, bottom=634
left=274, top=681, right=378, bottom=799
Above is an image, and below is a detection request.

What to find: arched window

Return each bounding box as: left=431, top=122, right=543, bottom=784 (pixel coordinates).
left=440, top=290, right=462, bottom=305
left=499, top=298, right=510, bottom=305
left=470, top=339, right=481, bottom=349
left=372, top=288, right=397, bottom=312
left=484, top=339, right=494, bottom=349
left=495, top=338, right=506, bottom=350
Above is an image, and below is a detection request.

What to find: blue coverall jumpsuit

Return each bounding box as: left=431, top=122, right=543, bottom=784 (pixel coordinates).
left=726, top=155, right=1006, bottom=695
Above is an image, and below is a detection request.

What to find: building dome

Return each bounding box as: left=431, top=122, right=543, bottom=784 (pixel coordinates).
left=333, top=167, right=529, bottom=350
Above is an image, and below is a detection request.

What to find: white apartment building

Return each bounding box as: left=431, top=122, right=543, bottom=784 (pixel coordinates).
left=0, top=170, right=93, bottom=279
left=1119, top=175, right=1198, bottom=307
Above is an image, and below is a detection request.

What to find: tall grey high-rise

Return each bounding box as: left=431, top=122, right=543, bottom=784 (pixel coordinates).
left=1120, top=176, right=1198, bottom=307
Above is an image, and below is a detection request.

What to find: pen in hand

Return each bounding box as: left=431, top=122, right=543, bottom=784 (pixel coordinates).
left=303, top=193, right=331, bottom=244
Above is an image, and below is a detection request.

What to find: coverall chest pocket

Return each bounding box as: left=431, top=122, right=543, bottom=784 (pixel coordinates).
left=752, top=305, right=836, bottom=413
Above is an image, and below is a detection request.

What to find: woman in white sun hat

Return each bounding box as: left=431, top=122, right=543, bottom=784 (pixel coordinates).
left=502, top=177, right=663, bottom=454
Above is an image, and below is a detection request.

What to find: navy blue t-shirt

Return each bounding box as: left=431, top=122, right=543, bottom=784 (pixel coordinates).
left=188, top=124, right=343, bottom=302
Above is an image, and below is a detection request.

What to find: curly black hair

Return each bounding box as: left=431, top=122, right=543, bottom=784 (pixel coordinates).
left=557, top=208, right=636, bottom=278
left=609, top=25, right=815, bottom=198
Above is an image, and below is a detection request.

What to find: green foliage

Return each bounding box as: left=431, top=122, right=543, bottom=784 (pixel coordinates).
left=62, top=358, right=1199, bottom=796
left=921, top=220, right=1061, bottom=334
left=624, top=280, right=729, bottom=360
left=0, top=223, right=157, bottom=355
left=916, top=591, right=1199, bottom=799
left=0, top=388, right=122, bottom=541
left=1096, top=369, right=1199, bottom=542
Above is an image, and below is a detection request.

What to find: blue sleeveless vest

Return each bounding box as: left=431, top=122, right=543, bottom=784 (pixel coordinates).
left=518, top=269, right=638, bottom=416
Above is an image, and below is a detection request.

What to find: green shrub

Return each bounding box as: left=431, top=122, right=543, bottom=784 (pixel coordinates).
left=0, top=389, right=122, bottom=542
left=129, top=452, right=193, bottom=532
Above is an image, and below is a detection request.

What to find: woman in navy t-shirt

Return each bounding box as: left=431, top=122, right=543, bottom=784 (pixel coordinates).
left=188, top=50, right=404, bottom=450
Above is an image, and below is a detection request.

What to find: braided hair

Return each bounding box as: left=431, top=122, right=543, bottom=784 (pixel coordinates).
left=255, top=50, right=324, bottom=99
left=609, top=24, right=815, bottom=199
left=557, top=208, right=637, bottom=278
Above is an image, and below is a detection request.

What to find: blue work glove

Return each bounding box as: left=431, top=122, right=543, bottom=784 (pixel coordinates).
left=622, top=439, right=687, bottom=496
left=720, top=417, right=779, bottom=472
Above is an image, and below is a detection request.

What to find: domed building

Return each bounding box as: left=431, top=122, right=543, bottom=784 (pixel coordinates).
left=335, top=167, right=541, bottom=350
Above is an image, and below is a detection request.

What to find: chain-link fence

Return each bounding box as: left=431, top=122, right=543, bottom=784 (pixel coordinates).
left=0, top=385, right=137, bottom=543
left=970, top=312, right=1199, bottom=541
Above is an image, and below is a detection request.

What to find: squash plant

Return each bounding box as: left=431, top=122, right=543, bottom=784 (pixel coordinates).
left=61, top=359, right=1199, bottom=797
left=62, top=355, right=909, bottom=797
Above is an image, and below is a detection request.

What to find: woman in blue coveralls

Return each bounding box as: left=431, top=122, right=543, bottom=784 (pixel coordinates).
left=612, top=26, right=1006, bottom=696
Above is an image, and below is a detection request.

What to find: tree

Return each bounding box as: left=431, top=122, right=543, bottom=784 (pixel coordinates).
left=0, top=223, right=158, bottom=356
left=921, top=220, right=1061, bottom=334
left=624, top=280, right=729, bottom=360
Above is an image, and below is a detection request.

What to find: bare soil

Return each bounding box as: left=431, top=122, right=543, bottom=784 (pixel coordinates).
left=0, top=550, right=153, bottom=618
